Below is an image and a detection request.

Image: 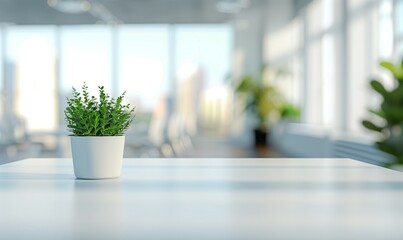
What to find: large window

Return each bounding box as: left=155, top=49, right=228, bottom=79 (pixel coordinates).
left=117, top=25, right=169, bottom=113
left=397, top=0, right=403, bottom=58
left=60, top=26, right=112, bottom=94
left=0, top=27, right=3, bottom=105
left=0, top=28, right=3, bottom=118
left=268, top=0, right=397, bottom=134
left=304, top=0, right=339, bottom=127
left=264, top=15, right=303, bottom=114
left=346, top=0, right=394, bottom=132
left=174, top=25, right=232, bottom=134
left=397, top=0, right=403, bottom=36
left=175, top=25, right=232, bottom=88
left=0, top=24, right=233, bottom=134
left=6, top=26, right=57, bottom=131
left=347, top=5, right=371, bottom=132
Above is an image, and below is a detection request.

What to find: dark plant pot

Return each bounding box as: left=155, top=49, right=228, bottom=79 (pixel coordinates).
left=254, top=129, right=269, bottom=147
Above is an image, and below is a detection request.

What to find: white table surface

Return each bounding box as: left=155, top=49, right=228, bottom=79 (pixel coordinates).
left=1, top=158, right=403, bottom=240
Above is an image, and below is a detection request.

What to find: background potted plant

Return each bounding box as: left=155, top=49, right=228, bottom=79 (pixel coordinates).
left=235, top=67, right=284, bottom=147
left=65, top=83, right=135, bottom=179
left=280, top=102, right=301, bottom=122
left=362, top=59, right=403, bottom=168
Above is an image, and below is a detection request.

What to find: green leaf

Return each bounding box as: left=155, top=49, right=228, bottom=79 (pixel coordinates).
left=382, top=103, right=403, bottom=123
left=376, top=140, right=398, bottom=157
left=386, top=85, right=403, bottom=104
left=236, top=76, right=255, bottom=93
left=362, top=120, right=383, bottom=132
left=370, top=80, right=388, bottom=97
left=368, top=109, right=386, bottom=119
left=380, top=61, right=403, bottom=81
left=64, top=83, right=135, bottom=136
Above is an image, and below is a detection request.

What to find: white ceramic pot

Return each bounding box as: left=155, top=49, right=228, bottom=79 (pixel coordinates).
left=71, top=136, right=125, bottom=180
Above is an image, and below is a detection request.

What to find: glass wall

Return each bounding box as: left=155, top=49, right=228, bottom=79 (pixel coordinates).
left=174, top=25, right=233, bottom=134
left=0, top=27, right=4, bottom=92
left=175, top=25, right=232, bottom=88
left=0, top=27, right=4, bottom=122
left=397, top=0, right=403, bottom=58
left=6, top=26, right=57, bottom=131
left=0, top=27, right=3, bottom=111
left=0, top=24, right=233, bottom=134
left=60, top=26, right=113, bottom=95
left=266, top=0, right=398, bottom=134
left=264, top=14, right=303, bottom=115
left=117, top=25, right=169, bottom=113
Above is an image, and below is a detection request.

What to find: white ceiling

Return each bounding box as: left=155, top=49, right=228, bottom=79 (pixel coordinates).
left=0, top=0, right=310, bottom=25
left=0, top=0, right=242, bottom=25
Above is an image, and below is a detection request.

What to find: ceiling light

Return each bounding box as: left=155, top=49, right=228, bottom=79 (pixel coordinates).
left=216, top=0, right=251, bottom=14
left=47, top=0, right=91, bottom=14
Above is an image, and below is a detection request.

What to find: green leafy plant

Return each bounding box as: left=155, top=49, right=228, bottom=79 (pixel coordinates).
left=280, top=102, right=301, bottom=121
left=235, top=68, right=284, bottom=131
left=362, top=59, right=403, bottom=166
left=65, top=83, right=135, bottom=136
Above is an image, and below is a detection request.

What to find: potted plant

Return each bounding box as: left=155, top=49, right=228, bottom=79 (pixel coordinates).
left=280, top=102, right=301, bottom=122
left=362, top=59, right=403, bottom=167
left=235, top=68, right=284, bottom=146
left=65, top=83, right=135, bottom=179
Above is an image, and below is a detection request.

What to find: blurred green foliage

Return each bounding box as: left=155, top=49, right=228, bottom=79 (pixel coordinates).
left=362, top=59, right=403, bottom=166
left=235, top=67, right=299, bottom=130
left=280, top=102, right=301, bottom=121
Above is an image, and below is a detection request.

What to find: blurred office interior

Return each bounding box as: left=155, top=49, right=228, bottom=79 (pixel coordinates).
left=0, top=0, right=402, bottom=164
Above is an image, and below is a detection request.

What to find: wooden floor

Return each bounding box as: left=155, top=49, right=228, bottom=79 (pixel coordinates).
left=182, top=137, right=284, bottom=158
left=0, top=136, right=285, bottom=165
